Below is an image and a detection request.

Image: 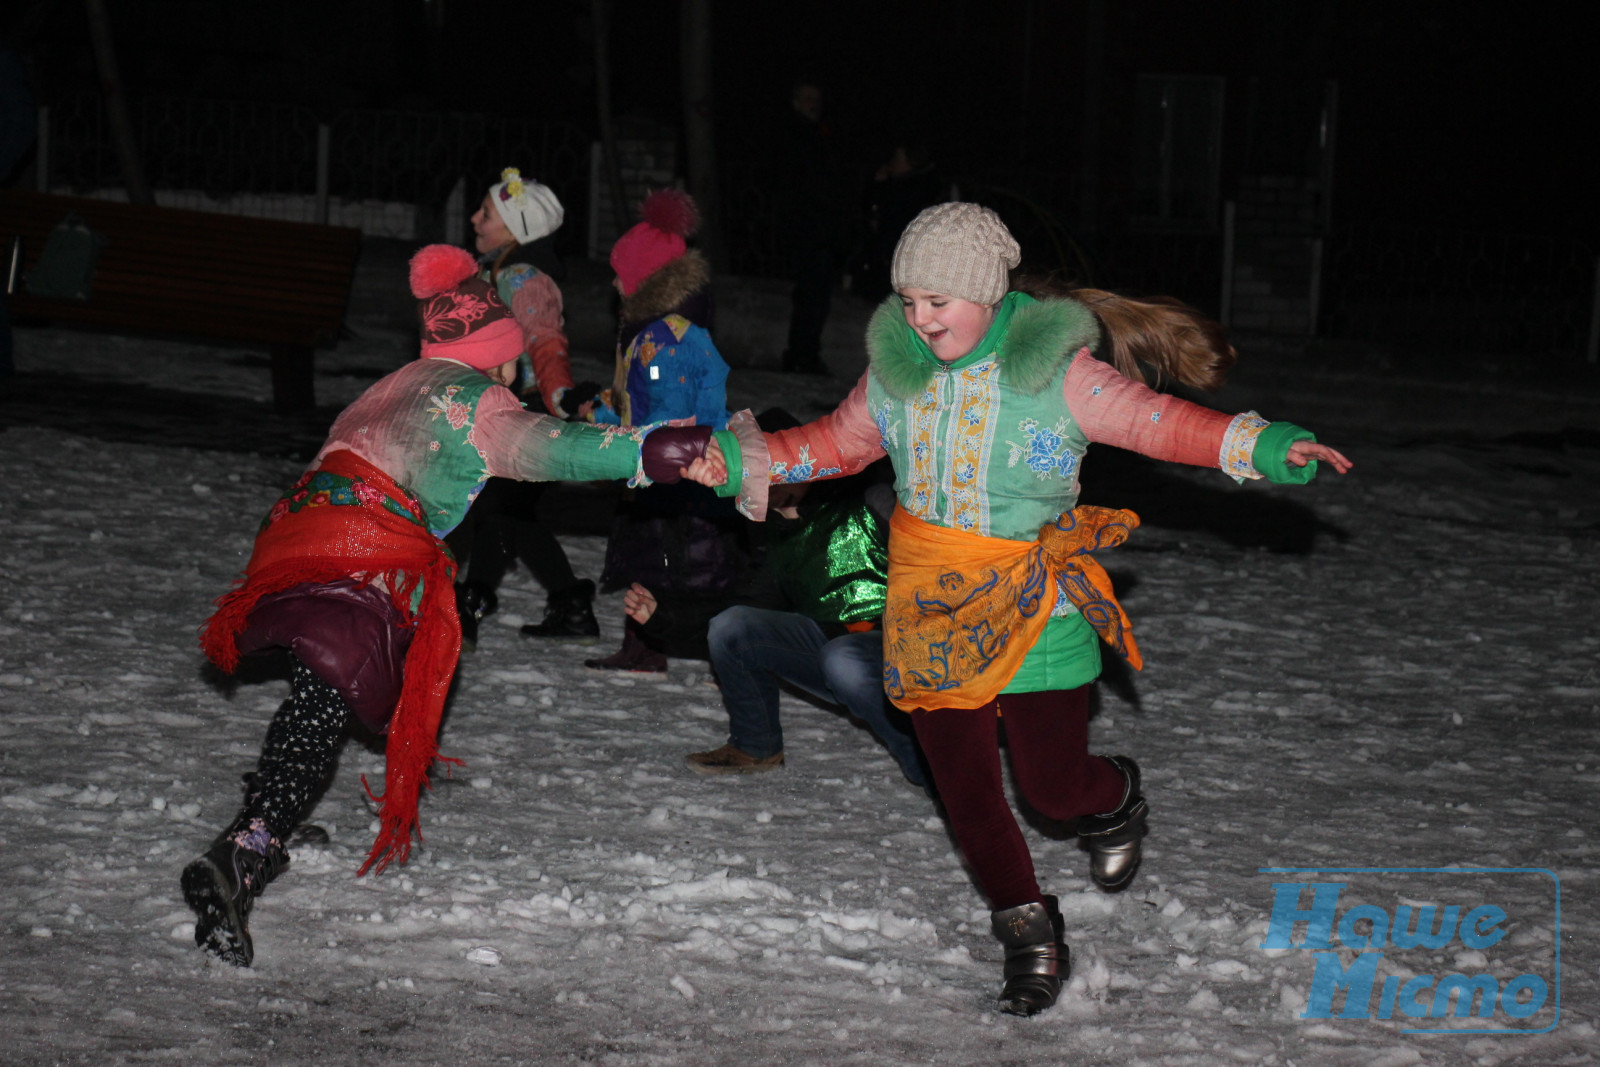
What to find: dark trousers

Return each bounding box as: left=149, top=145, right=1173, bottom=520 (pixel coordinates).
left=447, top=478, right=580, bottom=596
left=0, top=288, right=12, bottom=383
left=784, top=244, right=834, bottom=367
left=911, top=687, right=1125, bottom=910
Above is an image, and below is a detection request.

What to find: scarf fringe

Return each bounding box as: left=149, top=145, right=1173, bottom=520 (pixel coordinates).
left=358, top=550, right=460, bottom=874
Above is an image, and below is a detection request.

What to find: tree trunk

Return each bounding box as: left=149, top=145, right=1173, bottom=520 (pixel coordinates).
left=590, top=0, right=628, bottom=245
left=84, top=0, right=152, bottom=205
left=679, top=0, right=722, bottom=269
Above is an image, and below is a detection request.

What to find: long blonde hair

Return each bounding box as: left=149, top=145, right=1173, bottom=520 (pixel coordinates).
left=1014, top=273, right=1237, bottom=393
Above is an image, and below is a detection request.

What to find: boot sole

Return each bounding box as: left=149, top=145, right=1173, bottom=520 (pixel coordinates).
left=997, top=945, right=1072, bottom=1016
left=181, top=856, right=254, bottom=967
left=521, top=633, right=602, bottom=645
left=684, top=758, right=784, bottom=775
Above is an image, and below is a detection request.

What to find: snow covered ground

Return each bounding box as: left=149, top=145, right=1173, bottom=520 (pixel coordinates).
left=2, top=252, right=1597, bottom=1065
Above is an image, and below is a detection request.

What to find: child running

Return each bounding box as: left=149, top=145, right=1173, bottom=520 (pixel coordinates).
left=684, top=202, right=1351, bottom=1016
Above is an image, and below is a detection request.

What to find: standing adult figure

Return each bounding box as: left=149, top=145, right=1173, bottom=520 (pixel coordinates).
left=185, top=244, right=741, bottom=967
left=777, top=80, right=848, bottom=376
left=449, top=168, right=601, bottom=645
left=688, top=203, right=1352, bottom=1016
left=0, top=44, right=38, bottom=388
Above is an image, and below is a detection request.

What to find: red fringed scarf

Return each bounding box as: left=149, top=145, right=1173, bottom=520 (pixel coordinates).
left=200, top=449, right=461, bottom=875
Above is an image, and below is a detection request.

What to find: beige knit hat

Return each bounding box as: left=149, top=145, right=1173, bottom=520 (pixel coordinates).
left=890, top=202, right=1021, bottom=305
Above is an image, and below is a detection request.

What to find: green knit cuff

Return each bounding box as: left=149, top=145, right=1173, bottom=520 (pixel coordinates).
left=1255, top=421, right=1317, bottom=484
left=711, top=429, right=742, bottom=498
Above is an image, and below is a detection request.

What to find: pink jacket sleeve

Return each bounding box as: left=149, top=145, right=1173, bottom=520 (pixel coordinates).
left=510, top=272, right=575, bottom=415
left=763, top=372, right=887, bottom=482
left=1062, top=349, right=1235, bottom=468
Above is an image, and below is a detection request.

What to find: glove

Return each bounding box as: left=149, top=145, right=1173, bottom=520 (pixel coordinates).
left=562, top=380, right=604, bottom=422
left=640, top=425, right=713, bottom=483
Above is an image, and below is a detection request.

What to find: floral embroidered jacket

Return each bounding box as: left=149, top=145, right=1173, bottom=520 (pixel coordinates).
left=746, top=292, right=1313, bottom=693
left=591, top=312, right=730, bottom=431
left=488, top=260, right=575, bottom=416
left=312, top=356, right=647, bottom=538
left=760, top=292, right=1296, bottom=539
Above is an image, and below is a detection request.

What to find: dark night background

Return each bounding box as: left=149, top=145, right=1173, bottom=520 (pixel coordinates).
left=5, top=0, right=1598, bottom=371
left=9, top=0, right=1592, bottom=241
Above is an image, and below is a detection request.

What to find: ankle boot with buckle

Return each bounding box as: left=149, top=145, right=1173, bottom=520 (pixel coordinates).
left=180, top=817, right=290, bottom=967
left=1077, top=755, right=1147, bottom=892
left=991, top=895, right=1070, bottom=1016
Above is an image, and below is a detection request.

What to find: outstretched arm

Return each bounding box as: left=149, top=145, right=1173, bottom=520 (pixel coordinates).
left=1065, top=350, right=1350, bottom=481
left=762, top=373, right=886, bottom=484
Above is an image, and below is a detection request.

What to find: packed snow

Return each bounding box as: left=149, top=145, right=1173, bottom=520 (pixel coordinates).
left=1, top=249, right=1596, bottom=1065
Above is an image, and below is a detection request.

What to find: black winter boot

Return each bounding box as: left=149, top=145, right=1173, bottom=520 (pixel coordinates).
left=456, top=583, right=499, bottom=652
left=1077, top=755, right=1148, bottom=892
left=519, top=579, right=599, bottom=640
left=180, top=818, right=290, bottom=967
left=991, top=895, right=1070, bottom=1016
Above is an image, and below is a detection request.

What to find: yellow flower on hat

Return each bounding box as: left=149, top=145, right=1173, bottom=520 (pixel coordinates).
left=500, top=166, right=524, bottom=200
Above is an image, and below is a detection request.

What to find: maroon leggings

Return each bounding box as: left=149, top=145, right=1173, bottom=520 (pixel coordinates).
left=912, top=686, right=1126, bottom=911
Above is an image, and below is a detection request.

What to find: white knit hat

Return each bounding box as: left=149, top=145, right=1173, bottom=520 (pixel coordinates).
left=490, top=167, right=564, bottom=244
left=891, top=202, right=1021, bottom=306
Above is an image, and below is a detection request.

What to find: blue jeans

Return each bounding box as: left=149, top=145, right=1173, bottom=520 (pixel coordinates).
left=706, top=605, right=927, bottom=788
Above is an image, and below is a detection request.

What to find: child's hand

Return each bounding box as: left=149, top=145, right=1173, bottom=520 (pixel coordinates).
left=623, top=583, right=657, bottom=624
left=682, top=438, right=727, bottom=486
left=1287, top=440, right=1352, bottom=474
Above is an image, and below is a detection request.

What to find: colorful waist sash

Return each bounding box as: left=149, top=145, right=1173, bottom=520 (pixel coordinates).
left=883, top=505, right=1142, bottom=711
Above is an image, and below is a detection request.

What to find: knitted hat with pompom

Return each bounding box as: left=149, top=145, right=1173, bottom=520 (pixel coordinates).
left=409, top=244, right=521, bottom=371
left=609, top=188, right=700, bottom=296
left=891, top=202, right=1020, bottom=306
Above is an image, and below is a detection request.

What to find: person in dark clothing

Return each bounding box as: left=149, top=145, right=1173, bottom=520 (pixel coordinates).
left=681, top=480, right=927, bottom=790
left=777, top=81, right=848, bottom=376
left=1, top=45, right=38, bottom=387
left=851, top=139, right=947, bottom=301
left=614, top=432, right=928, bottom=788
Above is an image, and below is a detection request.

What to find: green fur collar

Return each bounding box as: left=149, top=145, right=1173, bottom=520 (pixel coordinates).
left=865, top=293, right=1101, bottom=400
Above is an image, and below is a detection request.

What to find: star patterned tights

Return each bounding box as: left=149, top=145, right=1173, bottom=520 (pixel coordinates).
left=239, top=658, right=351, bottom=842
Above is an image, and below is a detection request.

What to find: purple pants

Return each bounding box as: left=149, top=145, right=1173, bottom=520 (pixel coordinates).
left=912, top=686, right=1126, bottom=910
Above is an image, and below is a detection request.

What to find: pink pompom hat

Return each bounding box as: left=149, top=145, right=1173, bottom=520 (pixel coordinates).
left=609, top=188, right=701, bottom=296
left=409, top=244, right=522, bottom=370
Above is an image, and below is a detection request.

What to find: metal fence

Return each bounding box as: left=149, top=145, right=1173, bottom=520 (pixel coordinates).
left=38, top=95, right=590, bottom=248
left=30, top=95, right=1598, bottom=359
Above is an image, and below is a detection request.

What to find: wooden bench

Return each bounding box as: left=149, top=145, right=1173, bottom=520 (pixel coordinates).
left=1, top=189, right=362, bottom=412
